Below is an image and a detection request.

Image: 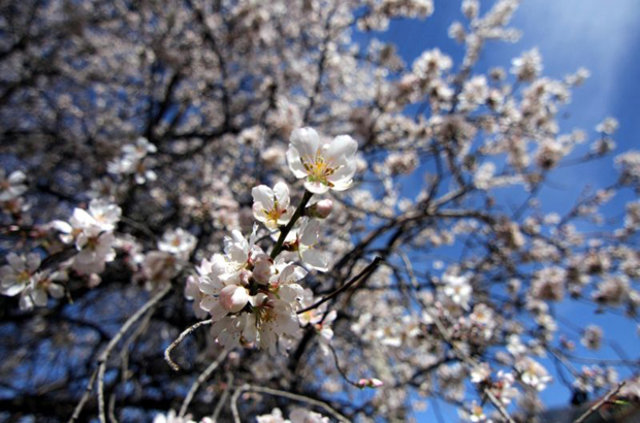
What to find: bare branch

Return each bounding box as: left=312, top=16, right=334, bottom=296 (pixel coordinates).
left=573, top=381, right=627, bottom=423
left=164, top=318, right=213, bottom=372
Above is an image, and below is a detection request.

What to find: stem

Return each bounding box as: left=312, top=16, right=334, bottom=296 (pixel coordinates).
left=573, top=381, right=626, bottom=423
left=165, top=318, right=213, bottom=371
left=95, top=284, right=172, bottom=423
left=231, top=384, right=350, bottom=423
left=270, top=190, right=313, bottom=259
left=297, top=256, right=383, bottom=314
left=179, top=348, right=230, bottom=417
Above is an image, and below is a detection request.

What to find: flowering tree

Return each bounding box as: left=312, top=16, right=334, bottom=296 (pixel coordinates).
left=0, top=0, right=638, bottom=422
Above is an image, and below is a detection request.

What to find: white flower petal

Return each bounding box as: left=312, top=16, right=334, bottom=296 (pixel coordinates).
left=252, top=185, right=275, bottom=210
left=324, top=135, right=358, bottom=165
left=303, top=180, right=330, bottom=194
left=290, top=127, right=319, bottom=161
left=286, top=146, right=308, bottom=179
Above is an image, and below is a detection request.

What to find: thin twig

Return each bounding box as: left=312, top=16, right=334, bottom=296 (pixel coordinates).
left=231, top=384, right=351, bottom=423
left=108, top=393, right=119, bottom=423
left=327, top=343, right=361, bottom=388
left=164, top=318, right=213, bottom=371
left=67, top=367, right=99, bottom=423
left=297, top=256, right=383, bottom=314
left=397, top=250, right=516, bottom=423
left=119, top=308, right=154, bottom=383
left=96, top=284, right=172, bottom=423
left=179, top=347, right=230, bottom=417
left=211, top=372, right=234, bottom=421
left=230, top=385, right=243, bottom=423
left=421, top=302, right=516, bottom=423
left=573, top=381, right=626, bottom=423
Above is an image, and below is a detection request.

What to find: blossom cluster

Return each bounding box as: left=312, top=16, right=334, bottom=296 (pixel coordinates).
left=185, top=127, right=358, bottom=354
left=52, top=199, right=122, bottom=276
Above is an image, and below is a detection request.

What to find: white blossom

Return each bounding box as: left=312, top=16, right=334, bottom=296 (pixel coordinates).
left=252, top=182, right=294, bottom=229
left=286, top=127, right=358, bottom=194
left=0, top=169, right=27, bottom=202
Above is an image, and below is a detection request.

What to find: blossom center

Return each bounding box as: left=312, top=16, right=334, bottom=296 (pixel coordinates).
left=303, top=157, right=335, bottom=186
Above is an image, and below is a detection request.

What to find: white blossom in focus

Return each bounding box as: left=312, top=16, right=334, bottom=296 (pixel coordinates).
left=286, top=127, right=358, bottom=194
left=284, top=217, right=330, bottom=271
left=252, top=182, right=294, bottom=229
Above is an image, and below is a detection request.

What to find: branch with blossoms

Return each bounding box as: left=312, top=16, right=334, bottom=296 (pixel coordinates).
left=176, top=127, right=372, bottom=356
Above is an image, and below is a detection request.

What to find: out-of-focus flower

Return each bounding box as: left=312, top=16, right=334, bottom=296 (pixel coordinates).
left=511, top=48, right=542, bottom=82
left=0, top=169, right=27, bottom=202
left=442, top=274, right=472, bottom=310
left=158, top=228, right=197, bottom=260
left=581, top=325, right=603, bottom=350
left=517, top=357, right=552, bottom=391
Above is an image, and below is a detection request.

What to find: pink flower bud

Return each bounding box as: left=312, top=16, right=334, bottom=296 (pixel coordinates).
left=219, top=284, right=249, bottom=313
left=306, top=199, right=333, bottom=219
left=357, top=378, right=383, bottom=389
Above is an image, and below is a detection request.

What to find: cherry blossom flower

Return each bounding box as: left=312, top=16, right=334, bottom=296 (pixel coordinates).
left=442, top=274, right=473, bottom=310
left=20, top=270, right=66, bottom=310
left=108, top=137, right=157, bottom=185
left=252, top=181, right=294, bottom=229
left=511, top=48, right=542, bottom=82
left=248, top=293, right=301, bottom=354
left=581, top=325, right=603, bottom=350
left=54, top=199, right=121, bottom=244
left=470, top=363, right=491, bottom=384
left=466, top=401, right=487, bottom=422
left=280, top=217, right=330, bottom=272
left=51, top=199, right=121, bottom=275
left=72, top=231, right=117, bottom=275
left=412, top=48, right=452, bottom=79
left=517, top=357, right=552, bottom=391
left=0, top=169, right=27, bottom=202
left=158, top=228, right=197, bottom=260
left=596, top=117, right=619, bottom=135
left=0, top=253, right=66, bottom=311
left=286, top=127, right=358, bottom=194
left=357, top=377, right=384, bottom=388
left=269, top=261, right=306, bottom=304
left=0, top=252, right=40, bottom=297
left=491, top=371, right=518, bottom=406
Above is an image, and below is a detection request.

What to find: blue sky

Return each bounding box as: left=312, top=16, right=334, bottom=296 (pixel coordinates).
left=354, top=1, right=639, bottom=420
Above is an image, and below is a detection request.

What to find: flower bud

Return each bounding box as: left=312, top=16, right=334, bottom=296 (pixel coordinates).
left=219, top=284, right=249, bottom=313
left=356, top=378, right=383, bottom=389
left=306, top=199, right=333, bottom=219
